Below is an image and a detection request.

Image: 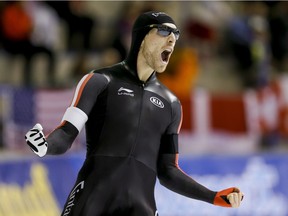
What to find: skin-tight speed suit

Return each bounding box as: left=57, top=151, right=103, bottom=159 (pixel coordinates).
left=41, top=11, right=235, bottom=216
left=46, top=61, right=217, bottom=216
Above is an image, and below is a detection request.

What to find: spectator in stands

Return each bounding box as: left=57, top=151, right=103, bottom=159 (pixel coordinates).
left=111, top=2, right=146, bottom=61
left=46, top=1, right=97, bottom=81
left=0, top=1, right=59, bottom=87
left=46, top=1, right=95, bottom=51
left=249, top=14, right=270, bottom=88
left=1, top=1, right=33, bottom=86
left=225, top=2, right=270, bottom=89
left=265, top=1, right=288, bottom=73
left=25, top=1, right=60, bottom=86
left=158, top=45, right=199, bottom=99
left=111, top=2, right=162, bottom=61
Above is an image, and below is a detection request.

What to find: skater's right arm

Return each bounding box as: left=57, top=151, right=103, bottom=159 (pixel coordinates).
left=25, top=72, right=109, bottom=156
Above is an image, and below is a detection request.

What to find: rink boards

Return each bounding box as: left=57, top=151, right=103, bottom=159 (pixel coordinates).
left=0, top=153, right=287, bottom=216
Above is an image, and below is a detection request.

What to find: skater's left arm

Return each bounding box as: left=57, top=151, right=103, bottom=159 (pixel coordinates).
left=157, top=101, right=243, bottom=207
left=157, top=152, right=243, bottom=207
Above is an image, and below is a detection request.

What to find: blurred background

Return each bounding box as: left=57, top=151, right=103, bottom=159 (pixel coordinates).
left=0, top=1, right=288, bottom=215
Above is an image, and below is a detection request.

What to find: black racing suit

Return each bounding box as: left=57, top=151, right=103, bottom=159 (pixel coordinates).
left=46, top=62, right=216, bottom=216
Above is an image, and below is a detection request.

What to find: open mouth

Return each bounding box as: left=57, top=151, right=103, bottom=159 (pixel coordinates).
left=161, top=50, right=171, bottom=63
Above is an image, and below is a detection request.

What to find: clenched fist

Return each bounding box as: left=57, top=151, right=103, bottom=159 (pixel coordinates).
left=214, top=187, right=244, bottom=208
left=25, top=123, right=48, bottom=157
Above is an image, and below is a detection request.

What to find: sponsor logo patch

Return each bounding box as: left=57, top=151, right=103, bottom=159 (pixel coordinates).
left=118, top=87, right=134, bottom=97
left=152, top=12, right=166, bottom=17
left=63, top=181, right=84, bottom=215
left=150, top=97, right=164, bottom=108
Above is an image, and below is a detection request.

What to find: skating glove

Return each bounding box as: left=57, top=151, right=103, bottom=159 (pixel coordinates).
left=25, top=123, right=48, bottom=157
left=213, top=187, right=244, bottom=208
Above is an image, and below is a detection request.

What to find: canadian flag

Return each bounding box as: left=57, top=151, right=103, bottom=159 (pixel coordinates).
left=178, top=76, right=288, bottom=155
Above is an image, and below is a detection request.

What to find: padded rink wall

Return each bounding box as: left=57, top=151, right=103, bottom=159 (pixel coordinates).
left=0, top=153, right=287, bottom=216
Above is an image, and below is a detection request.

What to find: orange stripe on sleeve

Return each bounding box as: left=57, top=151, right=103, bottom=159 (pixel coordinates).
left=71, top=73, right=94, bottom=107
left=177, top=105, right=183, bottom=133
left=174, top=153, right=191, bottom=177
left=175, top=153, right=180, bottom=169
left=45, top=120, right=67, bottom=138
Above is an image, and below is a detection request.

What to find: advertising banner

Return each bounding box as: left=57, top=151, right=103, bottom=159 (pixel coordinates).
left=0, top=154, right=84, bottom=216
left=156, top=154, right=288, bottom=216
left=0, top=153, right=287, bottom=216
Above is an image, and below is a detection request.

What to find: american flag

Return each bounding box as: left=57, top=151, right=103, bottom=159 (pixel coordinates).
left=3, top=87, right=85, bottom=153
left=35, top=88, right=74, bottom=134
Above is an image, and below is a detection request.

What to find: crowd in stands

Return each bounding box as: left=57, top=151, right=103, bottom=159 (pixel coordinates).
left=0, top=1, right=288, bottom=152
left=0, top=1, right=287, bottom=90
